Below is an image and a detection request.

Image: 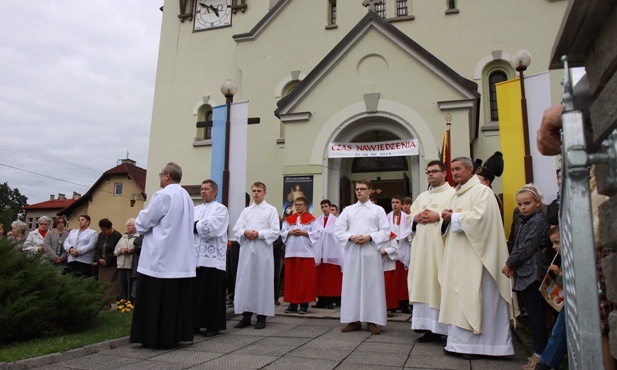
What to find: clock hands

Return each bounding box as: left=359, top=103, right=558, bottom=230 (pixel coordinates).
left=199, top=2, right=220, bottom=17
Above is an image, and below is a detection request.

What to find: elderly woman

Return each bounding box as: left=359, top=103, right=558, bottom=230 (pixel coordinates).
left=114, top=218, right=140, bottom=301
left=22, top=216, right=51, bottom=254
left=8, top=220, right=28, bottom=251
left=43, top=216, right=69, bottom=264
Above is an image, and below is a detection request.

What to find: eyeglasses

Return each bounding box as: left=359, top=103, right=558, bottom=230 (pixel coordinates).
left=425, top=169, right=443, bottom=175
left=355, top=188, right=369, bottom=191
left=158, top=172, right=167, bottom=177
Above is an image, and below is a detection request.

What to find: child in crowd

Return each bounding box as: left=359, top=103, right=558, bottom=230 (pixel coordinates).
left=502, top=184, right=551, bottom=370
left=533, top=226, right=567, bottom=370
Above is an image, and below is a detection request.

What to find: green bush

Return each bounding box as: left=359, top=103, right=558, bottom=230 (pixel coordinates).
left=0, top=238, right=106, bottom=344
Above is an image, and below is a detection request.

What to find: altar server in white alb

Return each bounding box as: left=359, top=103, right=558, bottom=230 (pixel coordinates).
left=313, top=199, right=343, bottom=309
left=407, top=160, right=454, bottom=342
left=386, top=195, right=412, bottom=314
left=232, top=182, right=280, bottom=330
left=130, top=162, right=196, bottom=349
left=335, top=179, right=390, bottom=335
left=192, top=179, right=229, bottom=337
left=440, top=157, right=514, bottom=357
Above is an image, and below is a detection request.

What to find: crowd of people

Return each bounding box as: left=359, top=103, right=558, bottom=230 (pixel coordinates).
left=3, top=144, right=614, bottom=369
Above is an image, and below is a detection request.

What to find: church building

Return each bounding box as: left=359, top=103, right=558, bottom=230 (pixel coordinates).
left=145, top=0, right=568, bottom=212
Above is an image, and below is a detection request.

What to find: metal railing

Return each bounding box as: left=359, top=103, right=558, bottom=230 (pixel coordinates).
left=559, top=56, right=605, bottom=369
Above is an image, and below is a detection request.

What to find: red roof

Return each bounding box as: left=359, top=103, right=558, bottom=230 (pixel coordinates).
left=24, top=198, right=76, bottom=210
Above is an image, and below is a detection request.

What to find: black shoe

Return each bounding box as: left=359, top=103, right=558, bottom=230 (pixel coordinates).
left=299, top=307, right=308, bottom=314
left=255, top=315, right=266, bottom=329
left=417, top=332, right=441, bottom=343
left=285, top=304, right=298, bottom=313
left=461, top=353, right=482, bottom=360
left=193, top=328, right=202, bottom=334
left=326, top=302, right=334, bottom=309
left=203, top=330, right=219, bottom=337
left=443, top=348, right=461, bottom=357
left=234, top=319, right=251, bottom=328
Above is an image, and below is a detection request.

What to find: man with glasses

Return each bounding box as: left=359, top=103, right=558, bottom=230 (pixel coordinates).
left=130, top=162, right=196, bottom=349
left=281, top=196, right=317, bottom=314
left=335, top=179, right=390, bottom=334
left=407, top=161, right=454, bottom=342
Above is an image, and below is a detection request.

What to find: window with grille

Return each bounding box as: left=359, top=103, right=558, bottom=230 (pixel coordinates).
left=489, top=71, right=507, bottom=121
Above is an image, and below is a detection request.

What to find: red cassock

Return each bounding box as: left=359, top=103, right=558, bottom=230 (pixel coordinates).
left=284, top=257, right=316, bottom=303
left=394, top=260, right=409, bottom=301
left=315, top=262, right=342, bottom=297
left=384, top=270, right=399, bottom=310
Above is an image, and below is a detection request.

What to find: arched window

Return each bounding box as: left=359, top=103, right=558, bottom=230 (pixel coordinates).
left=282, top=80, right=300, bottom=97
left=488, top=71, right=507, bottom=121
left=195, top=104, right=213, bottom=141
left=481, top=60, right=514, bottom=129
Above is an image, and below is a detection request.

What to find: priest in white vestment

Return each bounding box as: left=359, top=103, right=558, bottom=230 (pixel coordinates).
left=130, top=162, right=196, bottom=349
left=232, top=182, right=280, bottom=330
left=407, top=160, right=454, bottom=342
left=192, top=179, right=229, bottom=337
left=440, top=157, right=514, bottom=357
left=335, top=179, right=390, bottom=335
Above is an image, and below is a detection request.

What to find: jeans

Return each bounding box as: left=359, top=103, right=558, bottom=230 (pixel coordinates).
left=539, top=309, right=567, bottom=368
left=522, top=281, right=548, bottom=355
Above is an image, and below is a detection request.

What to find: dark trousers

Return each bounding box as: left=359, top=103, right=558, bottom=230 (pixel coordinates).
left=67, top=261, right=93, bottom=278
left=522, top=281, right=549, bottom=355
left=226, top=242, right=240, bottom=299
left=273, top=253, right=283, bottom=301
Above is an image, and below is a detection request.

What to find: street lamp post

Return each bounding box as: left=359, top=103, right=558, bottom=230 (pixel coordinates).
left=220, top=79, right=238, bottom=207
left=510, top=49, right=534, bottom=184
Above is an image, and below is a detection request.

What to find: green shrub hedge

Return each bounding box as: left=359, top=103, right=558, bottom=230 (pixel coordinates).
left=0, top=238, right=106, bottom=344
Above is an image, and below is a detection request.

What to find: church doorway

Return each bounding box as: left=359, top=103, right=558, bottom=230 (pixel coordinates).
left=327, top=117, right=421, bottom=213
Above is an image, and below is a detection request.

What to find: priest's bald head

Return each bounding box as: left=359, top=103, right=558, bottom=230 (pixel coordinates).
left=451, top=157, right=474, bottom=185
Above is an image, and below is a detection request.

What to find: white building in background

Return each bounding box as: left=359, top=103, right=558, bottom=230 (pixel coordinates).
left=145, top=0, right=568, bottom=211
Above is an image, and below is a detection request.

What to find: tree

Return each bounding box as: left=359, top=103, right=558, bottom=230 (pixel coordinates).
left=0, top=182, right=28, bottom=232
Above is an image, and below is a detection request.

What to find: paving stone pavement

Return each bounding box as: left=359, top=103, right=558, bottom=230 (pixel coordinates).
left=4, top=304, right=532, bottom=370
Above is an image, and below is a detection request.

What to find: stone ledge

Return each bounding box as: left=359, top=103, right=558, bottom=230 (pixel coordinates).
left=2, top=337, right=129, bottom=370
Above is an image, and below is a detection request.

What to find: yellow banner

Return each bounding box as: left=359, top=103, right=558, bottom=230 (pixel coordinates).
left=496, top=79, right=525, bottom=239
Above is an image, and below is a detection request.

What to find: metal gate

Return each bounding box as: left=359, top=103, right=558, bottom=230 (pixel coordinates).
left=559, top=57, right=606, bottom=369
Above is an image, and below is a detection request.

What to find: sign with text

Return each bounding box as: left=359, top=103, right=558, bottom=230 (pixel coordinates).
left=328, top=139, right=419, bottom=158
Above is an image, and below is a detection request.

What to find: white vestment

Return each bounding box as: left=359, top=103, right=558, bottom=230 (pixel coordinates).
left=440, top=175, right=513, bottom=356
left=280, top=214, right=318, bottom=258
left=194, top=200, right=229, bottom=271
left=135, top=183, right=196, bottom=279
left=233, top=200, right=279, bottom=316
left=387, top=211, right=411, bottom=269
left=313, top=215, right=343, bottom=267
left=335, top=200, right=390, bottom=326
left=407, top=183, right=454, bottom=335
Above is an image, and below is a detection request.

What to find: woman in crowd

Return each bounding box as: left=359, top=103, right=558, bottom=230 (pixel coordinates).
left=114, top=218, right=139, bottom=301
left=8, top=220, right=28, bottom=251
left=22, top=216, right=51, bottom=254
left=94, top=218, right=122, bottom=300
left=0, top=223, right=5, bottom=237
left=43, top=216, right=69, bottom=264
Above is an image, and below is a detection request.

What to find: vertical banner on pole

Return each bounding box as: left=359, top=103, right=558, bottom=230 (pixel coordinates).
left=227, top=100, right=249, bottom=239
left=496, top=79, right=525, bottom=237
left=525, top=72, right=558, bottom=203
left=211, top=104, right=227, bottom=203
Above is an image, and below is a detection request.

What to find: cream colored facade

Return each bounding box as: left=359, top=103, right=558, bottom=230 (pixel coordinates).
left=146, top=0, right=568, bottom=211
left=63, top=179, right=144, bottom=231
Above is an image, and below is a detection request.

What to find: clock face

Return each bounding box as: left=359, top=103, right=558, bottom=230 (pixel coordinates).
left=194, top=0, right=232, bottom=31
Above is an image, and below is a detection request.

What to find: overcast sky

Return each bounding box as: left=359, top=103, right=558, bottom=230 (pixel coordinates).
left=0, top=1, right=162, bottom=204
